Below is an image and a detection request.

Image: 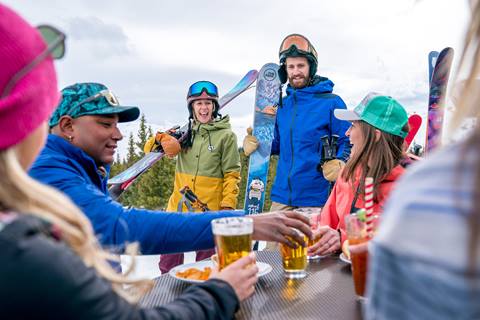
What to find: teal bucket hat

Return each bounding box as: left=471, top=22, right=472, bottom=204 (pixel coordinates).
left=49, top=82, right=140, bottom=127
left=334, top=92, right=409, bottom=138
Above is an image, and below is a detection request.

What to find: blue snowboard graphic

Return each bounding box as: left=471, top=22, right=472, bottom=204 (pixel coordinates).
left=244, top=63, right=281, bottom=215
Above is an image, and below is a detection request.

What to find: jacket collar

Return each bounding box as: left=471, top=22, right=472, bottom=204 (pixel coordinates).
left=46, top=134, right=111, bottom=186
left=285, top=75, right=334, bottom=96
left=383, top=165, right=405, bottom=182
left=193, top=115, right=231, bottom=132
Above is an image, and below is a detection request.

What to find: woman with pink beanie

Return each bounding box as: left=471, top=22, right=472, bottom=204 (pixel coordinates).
left=0, top=4, right=258, bottom=319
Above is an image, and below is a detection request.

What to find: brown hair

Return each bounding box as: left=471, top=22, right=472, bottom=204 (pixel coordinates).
left=451, top=0, right=480, bottom=274
left=341, top=120, right=406, bottom=202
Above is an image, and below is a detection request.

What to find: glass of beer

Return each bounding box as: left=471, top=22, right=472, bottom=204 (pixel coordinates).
left=345, top=213, right=369, bottom=301
left=211, top=217, right=253, bottom=270
left=280, top=228, right=308, bottom=278
left=294, top=208, right=322, bottom=260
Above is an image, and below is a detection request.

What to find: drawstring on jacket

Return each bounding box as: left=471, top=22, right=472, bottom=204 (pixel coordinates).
left=207, top=130, right=215, bottom=152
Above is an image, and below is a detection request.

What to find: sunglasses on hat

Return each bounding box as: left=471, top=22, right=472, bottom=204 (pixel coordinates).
left=1, top=25, right=66, bottom=98
left=66, top=89, right=120, bottom=116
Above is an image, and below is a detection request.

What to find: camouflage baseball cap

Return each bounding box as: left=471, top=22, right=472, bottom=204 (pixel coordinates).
left=49, top=82, right=140, bottom=127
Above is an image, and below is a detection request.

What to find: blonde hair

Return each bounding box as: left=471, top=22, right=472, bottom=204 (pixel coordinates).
left=451, top=0, right=480, bottom=274
left=0, top=148, right=152, bottom=302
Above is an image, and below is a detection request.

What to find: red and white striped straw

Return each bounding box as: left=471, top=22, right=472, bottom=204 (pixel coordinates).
left=364, top=177, right=375, bottom=238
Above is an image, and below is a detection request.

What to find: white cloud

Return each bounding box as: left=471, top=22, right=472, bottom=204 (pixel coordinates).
left=4, top=0, right=470, bottom=149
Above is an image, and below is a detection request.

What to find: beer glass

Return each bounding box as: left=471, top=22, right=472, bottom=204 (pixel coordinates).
left=280, top=228, right=308, bottom=278
left=211, top=217, right=253, bottom=270
left=294, top=208, right=322, bottom=260
left=345, top=214, right=369, bottom=300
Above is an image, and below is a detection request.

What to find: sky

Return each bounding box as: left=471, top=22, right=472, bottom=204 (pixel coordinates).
left=5, top=0, right=471, bottom=157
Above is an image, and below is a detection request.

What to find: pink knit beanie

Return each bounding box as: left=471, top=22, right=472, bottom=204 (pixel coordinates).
left=0, top=4, right=59, bottom=150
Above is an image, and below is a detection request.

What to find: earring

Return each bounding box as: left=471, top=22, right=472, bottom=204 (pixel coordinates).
left=68, top=136, right=73, bottom=142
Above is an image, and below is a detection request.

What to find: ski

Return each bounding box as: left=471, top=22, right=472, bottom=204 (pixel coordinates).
left=108, top=69, right=259, bottom=199
left=405, top=114, right=422, bottom=148
left=428, top=51, right=439, bottom=86
left=244, top=63, right=281, bottom=215
left=425, top=47, right=454, bottom=153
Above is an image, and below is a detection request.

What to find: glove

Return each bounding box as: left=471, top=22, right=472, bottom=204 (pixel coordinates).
left=143, top=132, right=181, bottom=158
left=156, top=132, right=181, bottom=158
left=143, top=135, right=158, bottom=154
left=321, top=159, right=345, bottom=182
left=243, top=127, right=259, bottom=156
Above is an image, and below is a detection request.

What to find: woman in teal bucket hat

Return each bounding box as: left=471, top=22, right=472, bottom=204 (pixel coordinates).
left=307, top=93, right=409, bottom=256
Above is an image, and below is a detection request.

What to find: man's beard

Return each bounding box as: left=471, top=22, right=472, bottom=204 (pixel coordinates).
left=288, top=75, right=309, bottom=89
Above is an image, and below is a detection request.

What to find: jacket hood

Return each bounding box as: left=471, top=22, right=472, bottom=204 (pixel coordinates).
left=286, top=76, right=334, bottom=96
left=193, top=115, right=231, bottom=132
left=383, top=165, right=405, bottom=182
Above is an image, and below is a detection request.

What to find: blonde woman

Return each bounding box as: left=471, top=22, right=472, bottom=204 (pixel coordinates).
left=0, top=4, right=258, bottom=319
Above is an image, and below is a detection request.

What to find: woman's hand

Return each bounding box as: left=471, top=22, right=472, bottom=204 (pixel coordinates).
left=211, top=253, right=259, bottom=302
left=308, top=226, right=340, bottom=256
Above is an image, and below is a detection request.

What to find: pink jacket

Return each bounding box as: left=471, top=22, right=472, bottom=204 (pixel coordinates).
left=320, top=165, right=405, bottom=244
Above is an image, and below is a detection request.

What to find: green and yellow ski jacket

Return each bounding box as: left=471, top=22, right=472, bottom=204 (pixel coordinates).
left=167, top=116, right=240, bottom=212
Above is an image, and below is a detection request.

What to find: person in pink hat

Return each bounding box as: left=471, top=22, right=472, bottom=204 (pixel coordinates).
left=0, top=4, right=260, bottom=319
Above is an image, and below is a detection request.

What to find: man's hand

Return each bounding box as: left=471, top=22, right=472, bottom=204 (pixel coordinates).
left=321, top=159, right=345, bottom=182
left=308, top=226, right=340, bottom=256
left=243, top=127, right=259, bottom=156
left=156, top=132, right=181, bottom=158
left=250, top=211, right=312, bottom=248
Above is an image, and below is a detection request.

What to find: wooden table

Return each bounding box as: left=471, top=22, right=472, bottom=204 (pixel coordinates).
left=140, top=251, right=363, bottom=319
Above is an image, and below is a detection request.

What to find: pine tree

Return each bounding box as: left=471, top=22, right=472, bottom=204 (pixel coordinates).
left=117, top=115, right=177, bottom=209
left=147, top=125, right=153, bottom=138
left=109, top=152, right=125, bottom=177
left=135, top=114, right=149, bottom=157
left=126, top=132, right=138, bottom=166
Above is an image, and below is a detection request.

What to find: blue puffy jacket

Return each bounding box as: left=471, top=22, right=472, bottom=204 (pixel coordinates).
left=29, top=135, right=241, bottom=254
left=270, top=76, right=351, bottom=207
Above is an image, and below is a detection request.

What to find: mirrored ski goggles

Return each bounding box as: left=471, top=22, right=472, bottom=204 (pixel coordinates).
left=187, top=81, right=219, bottom=98
left=1, top=24, right=66, bottom=98
left=279, top=34, right=317, bottom=58
left=67, top=90, right=120, bottom=115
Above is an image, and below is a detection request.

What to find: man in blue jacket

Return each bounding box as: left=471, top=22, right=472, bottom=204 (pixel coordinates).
left=30, top=82, right=312, bottom=255
left=243, top=34, right=351, bottom=247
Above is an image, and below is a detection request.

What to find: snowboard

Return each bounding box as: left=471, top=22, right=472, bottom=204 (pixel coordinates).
left=244, top=63, right=281, bottom=215
left=428, top=51, right=439, bottom=85
left=425, top=47, right=454, bottom=154
left=405, top=114, right=422, bottom=148
left=108, top=69, right=259, bottom=199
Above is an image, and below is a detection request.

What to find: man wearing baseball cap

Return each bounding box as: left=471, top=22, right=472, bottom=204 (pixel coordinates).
left=30, top=82, right=313, bottom=257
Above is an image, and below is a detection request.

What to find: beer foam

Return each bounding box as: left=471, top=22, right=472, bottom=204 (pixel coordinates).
left=211, top=217, right=253, bottom=235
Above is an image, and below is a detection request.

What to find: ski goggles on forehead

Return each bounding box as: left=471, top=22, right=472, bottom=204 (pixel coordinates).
left=67, top=90, right=120, bottom=115
left=188, top=81, right=219, bottom=98
left=279, top=34, right=317, bottom=57
left=1, top=25, right=66, bottom=98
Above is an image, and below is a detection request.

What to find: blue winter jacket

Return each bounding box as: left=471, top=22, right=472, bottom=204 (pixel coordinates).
left=29, top=134, right=242, bottom=255
left=270, top=76, right=351, bottom=207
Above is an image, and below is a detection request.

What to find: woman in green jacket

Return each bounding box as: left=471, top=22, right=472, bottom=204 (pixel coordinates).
left=145, top=81, right=241, bottom=273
